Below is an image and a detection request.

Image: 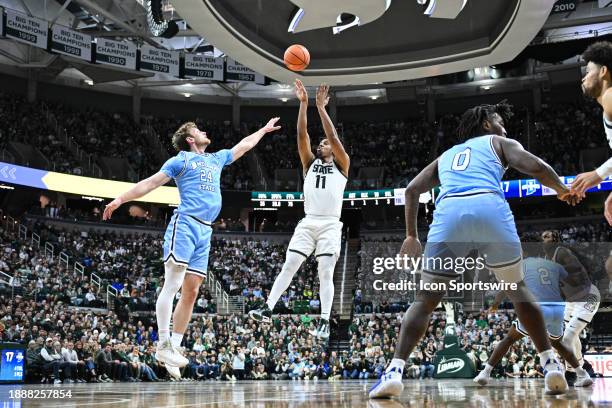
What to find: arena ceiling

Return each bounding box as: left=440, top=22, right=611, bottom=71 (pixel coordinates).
left=171, top=0, right=558, bottom=86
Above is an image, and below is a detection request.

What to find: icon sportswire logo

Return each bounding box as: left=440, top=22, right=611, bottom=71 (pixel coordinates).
left=287, top=0, right=469, bottom=34
left=437, top=357, right=465, bottom=374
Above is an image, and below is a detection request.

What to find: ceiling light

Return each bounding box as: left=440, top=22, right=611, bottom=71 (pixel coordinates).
left=183, top=93, right=192, bottom=98
left=280, top=98, right=289, bottom=102
left=84, top=79, right=94, bottom=86
left=370, top=95, right=379, bottom=100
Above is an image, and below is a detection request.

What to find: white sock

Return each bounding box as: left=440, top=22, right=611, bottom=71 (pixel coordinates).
left=388, top=358, right=406, bottom=372
left=156, top=261, right=186, bottom=345
left=539, top=349, right=559, bottom=371
left=267, top=251, right=305, bottom=310
left=159, top=330, right=170, bottom=343
left=317, top=255, right=336, bottom=320
left=563, top=319, right=588, bottom=370
left=482, top=363, right=494, bottom=376
left=171, top=332, right=183, bottom=348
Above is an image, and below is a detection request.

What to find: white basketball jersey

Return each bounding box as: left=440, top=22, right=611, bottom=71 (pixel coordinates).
left=604, top=113, right=612, bottom=149
left=303, top=159, right=347, bottom=218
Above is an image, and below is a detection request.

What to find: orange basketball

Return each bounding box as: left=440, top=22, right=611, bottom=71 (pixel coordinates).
left=284, top=44, right=310, bottom=71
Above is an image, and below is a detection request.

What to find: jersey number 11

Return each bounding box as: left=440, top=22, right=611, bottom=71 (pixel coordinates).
left=315, top=175, right=326, bottom=189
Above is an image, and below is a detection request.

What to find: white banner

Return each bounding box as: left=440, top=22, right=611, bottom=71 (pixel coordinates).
left=226, top=59, right=265, bottom=84
left=140, top=45, right=179, bottom=77
left=584, top=354, right=612, bottom=377
left=51, top=25, right=92, bottom=61
left=599, top=0, right=612, bottom=7
left=5, top=9, right=48, bottom=49
left=95, top=38, right=137, bottom=70
left=184, top=54, right=224, bottom=81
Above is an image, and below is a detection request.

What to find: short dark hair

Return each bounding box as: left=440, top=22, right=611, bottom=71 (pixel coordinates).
left=582, top=41, right=612, bottom=74
left=456, top=101, right=514, bottom=142
left=172, top=122, right=197, bottom=152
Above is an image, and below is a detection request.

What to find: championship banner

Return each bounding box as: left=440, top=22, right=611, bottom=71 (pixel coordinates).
left=95, top=38, right=137, bottom=70
left=552, top=0, right=577, bottom=13
left=51, top=25, right=92, bottom=61
left=226, top=58, right=265, bottom=84
left=5, top=9, right=48, bottom=49
left=184, top=54, right=224, bottom=81
left=140, top=45, right=180, bottom=77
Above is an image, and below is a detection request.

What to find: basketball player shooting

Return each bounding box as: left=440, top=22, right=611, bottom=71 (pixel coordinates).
left=369, top=101, right=580, bottom=399
left=102, top=118, right=281, bottom=379
left=249, top=80, right=349, bottom=340
left=571, top=41, right=612, bottom=225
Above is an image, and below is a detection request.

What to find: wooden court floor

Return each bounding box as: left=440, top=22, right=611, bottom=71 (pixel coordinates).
left=0, top=378, right=610, bottom=407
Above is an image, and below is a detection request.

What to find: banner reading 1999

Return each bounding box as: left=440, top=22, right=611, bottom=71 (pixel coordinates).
left=5, top=9, right=48, bottom=49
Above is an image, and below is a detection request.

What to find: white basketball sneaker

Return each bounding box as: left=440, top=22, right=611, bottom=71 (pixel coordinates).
left=543, top=359, right=569, bottom=395
left=165, top=363, right=182, bottom=380
left=156, top=339, right=189, bottom=368
left=369, top=366, right=404, bottom=399
left=574, top=371, right=593, bottom=387
left=473, top=370, right=490, bottom=386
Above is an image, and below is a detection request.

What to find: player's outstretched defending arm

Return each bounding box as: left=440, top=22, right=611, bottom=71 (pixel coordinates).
left=316, top=84, right=350, bottom=176
left=399, top=159, right=440, bottom=258
left=294, top=79, right=315, bottom=170
left=492, top=136, right=579, bottom=206
left=231, top=117, right=281, bottom=162
left=102, top=172, right=171, bottom=220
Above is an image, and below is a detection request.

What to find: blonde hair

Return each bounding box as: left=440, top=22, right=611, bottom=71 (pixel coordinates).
left=172, top=122, right=197, bottom=152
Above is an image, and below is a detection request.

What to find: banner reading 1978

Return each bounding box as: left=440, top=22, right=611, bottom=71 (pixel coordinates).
left=184, top=54, right=224, bottom=81
left=140, top=45, right=180, bottom=77
left=5, top=9, right=48, bottom=49
left=95, top=38, right=137, bottom=70
left=51, top=25, right=92, bottom=61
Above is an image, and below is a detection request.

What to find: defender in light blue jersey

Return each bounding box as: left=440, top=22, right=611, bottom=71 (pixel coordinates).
left=103, top=117, right=281, bottom=378
left=474, top=257, right=592, bottom=388
left=371, top=102, right=581, bottom=399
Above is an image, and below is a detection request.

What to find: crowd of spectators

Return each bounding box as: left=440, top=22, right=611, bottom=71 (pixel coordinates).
left=3, top=89, right=609, bottom=191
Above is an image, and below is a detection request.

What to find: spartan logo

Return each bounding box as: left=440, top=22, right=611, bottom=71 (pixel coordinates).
left=436, top=357, right=465, bottom=374
left=288, top=0, right=469, bottom=35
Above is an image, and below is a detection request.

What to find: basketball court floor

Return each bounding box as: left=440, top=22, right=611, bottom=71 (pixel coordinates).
left=0, top=378, right=610, bottom=407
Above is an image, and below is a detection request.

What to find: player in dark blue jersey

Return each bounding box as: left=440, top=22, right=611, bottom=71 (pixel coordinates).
left=370, top=102, right=580, bottom=399
left=103, top=118, right=280, bottom=378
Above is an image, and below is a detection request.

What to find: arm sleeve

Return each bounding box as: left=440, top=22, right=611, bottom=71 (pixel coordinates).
left=596, top=157, right=612, bottom=179
left=218, top=149, right=234, bottom=167
left=160, top=153, right=186, bottom=178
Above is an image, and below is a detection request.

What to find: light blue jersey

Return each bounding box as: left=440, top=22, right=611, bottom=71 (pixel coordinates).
left=522, top=257, right=568, bottom=303
left=516, top=257, right=568, bottom=339
left=160, top=149, right=233, bottom=276
left=436, top=135, right=505, bottom=204
left=423, top=134, right=521, bottom=280
left=160, top=149, right=233, bottom=222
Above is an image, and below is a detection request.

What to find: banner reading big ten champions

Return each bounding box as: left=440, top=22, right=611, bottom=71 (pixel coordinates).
left=140, top=45, right=179, bottom=77
left=51, top=25, right=92, bottom=61
left=184, top=54, right=224, bottom=81
left=226, top=58, right=265, bottom=85
left=95, top=38, right=137, bottom=70
left=5, top=9, right=48, bottom=49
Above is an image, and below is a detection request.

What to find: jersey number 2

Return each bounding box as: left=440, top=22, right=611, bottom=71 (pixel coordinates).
left=315, top=175, right=326, bottom=189
left=451, top=148, right=471, bottom=171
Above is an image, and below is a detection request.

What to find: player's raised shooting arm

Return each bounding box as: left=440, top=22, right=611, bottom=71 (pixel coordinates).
left=495, top=136, right=572, bottom=199
left=295, top=79, right=315, bottom=170
left=316, top=84, right=350, bottom=175
left=231, top=117, right=281, bottom=161
left=404, top=159, right=439, bottom=238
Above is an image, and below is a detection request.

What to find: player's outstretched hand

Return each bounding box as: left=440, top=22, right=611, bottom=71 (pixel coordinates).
left=605, top=192, right=612, bottom=226
left=399, top=236, right=422, bottom=260
left=103, top=198, right=123, bottom=220
left=571, top=170, right=603, bottom=197
left=294, top=79, right=308, bottom=102
left=262, top=117, right=281, bottom=134
left=316, top=84, right=330, bottom=108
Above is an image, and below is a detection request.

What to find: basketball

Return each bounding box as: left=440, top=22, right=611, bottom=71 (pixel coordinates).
left=284, top=44, right=310, bottom=71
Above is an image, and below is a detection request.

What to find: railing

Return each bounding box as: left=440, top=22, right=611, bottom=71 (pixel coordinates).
left=44, top=242, right=54, bottom=260
left=106, top=285, right=118, bottom=308
left=59, top=252, right=70, bottom=269
left=74, top=262, right=85, bottom=279
left=18, top=224, right=27, bottom=240
left=205, top=271, right=230, bottom=314
left=0, top=271, right=13, bottom=286
left=339, top=230, right=349, bottom=316
left=31, top=232, right=40, bottom=248
left=91, top=273, right=101, bottom=293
